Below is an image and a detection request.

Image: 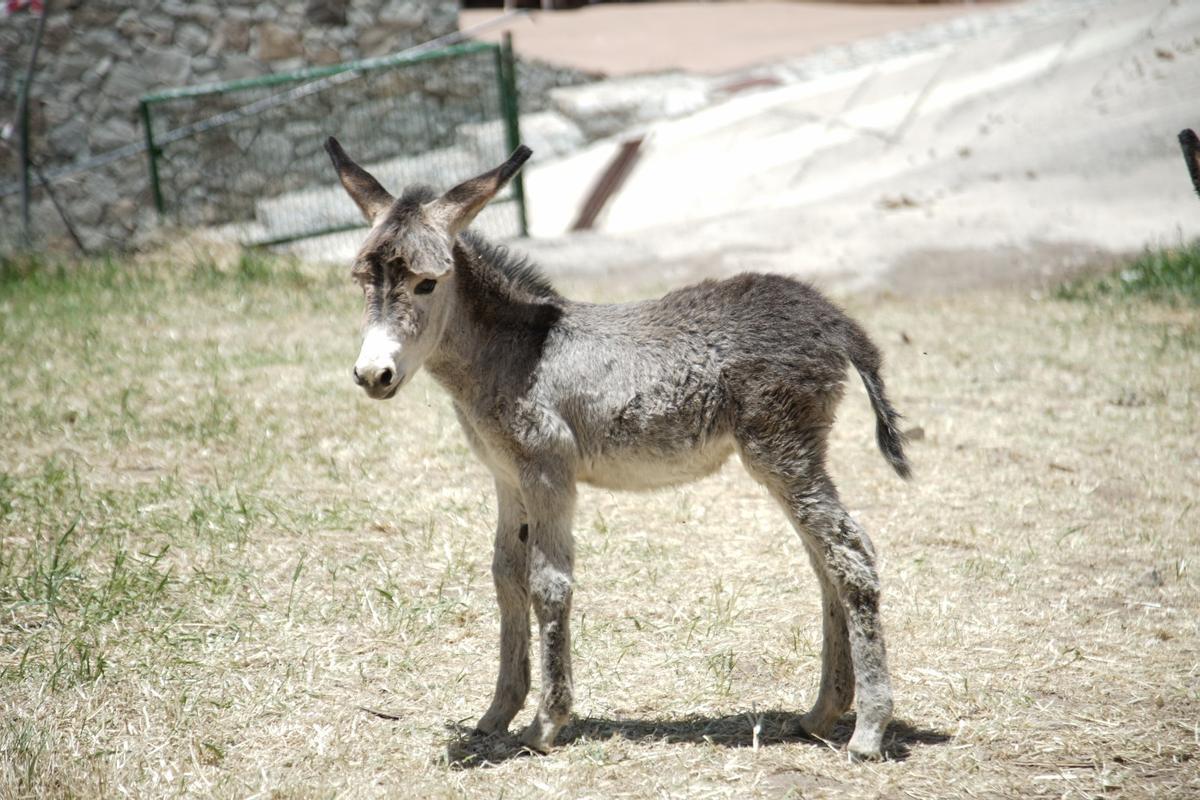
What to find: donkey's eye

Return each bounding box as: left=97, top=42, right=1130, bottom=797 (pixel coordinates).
left=414, top=279, right=437, bottom=295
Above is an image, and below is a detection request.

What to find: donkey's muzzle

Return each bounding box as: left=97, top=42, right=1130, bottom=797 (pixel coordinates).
left=353, top=364, right=401, bottom=399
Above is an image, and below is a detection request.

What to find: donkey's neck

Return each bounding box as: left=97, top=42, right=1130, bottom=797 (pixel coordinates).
left=424, top=238, right=563, bottom=409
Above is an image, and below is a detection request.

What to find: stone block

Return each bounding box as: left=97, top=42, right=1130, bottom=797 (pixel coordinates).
left=308, top=46, right=342, bottom=66
left=82, top=57, right=115, bottom=91
left=101, top=61, right=155, bottom=101
left=256, top=23, right=304, bottom=61
left=48, top=117, right=89, bottom=156
left=73, top=172, right=118, bottom=225
left=220, top=53, right=262, bottom=80
left=141, top=46, right=192, bottom=88
left=80, top=27, right=133, bottom=59
left=379, top=1, right=426, bottom=29
left=71, top=4, right=121, bottom=28
left=90, top=116, right=137, bottom=152
left=271, top=57, right=307, bottom=74
left=232, top=170, right=268, bottom=195
left=116, top=9, right=158, bottom=39
left=175, top=23, right=211, bottom=55
left=141, top=13, right=177, bottom=46
left=53, top=52, right=99, bottom=84
left=212, top=18, right=250, bottom=55
left=191, top=56, right=217, bottom=75
left=160, top=0, right=219, bottom=25
left=109, top=197, right=139, bottom=232
left=43, top=99, right=76, bottom=128
left=306, top=0, right=349, bottom=27
left=42, top=16, right=71, bottom=50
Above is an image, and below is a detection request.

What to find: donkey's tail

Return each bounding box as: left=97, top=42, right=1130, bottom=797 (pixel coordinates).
left=846, top=329, right=912, bottom=480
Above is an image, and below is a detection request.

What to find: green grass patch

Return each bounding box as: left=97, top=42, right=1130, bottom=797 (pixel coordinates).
left=1058, top=240, right=1200, bottom=304
left=0, top=247, right=326, bottom=305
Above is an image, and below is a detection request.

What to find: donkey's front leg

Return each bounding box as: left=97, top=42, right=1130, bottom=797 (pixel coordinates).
left=517, top=474, right=576, bottom=753
left=477, top=481, right=531, bottom=735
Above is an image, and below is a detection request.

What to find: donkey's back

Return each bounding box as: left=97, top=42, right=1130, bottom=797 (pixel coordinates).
left=546, top=272, right=908, bottom=490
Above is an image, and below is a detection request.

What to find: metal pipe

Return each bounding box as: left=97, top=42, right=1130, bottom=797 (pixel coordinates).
left=15, top=0, right=51, bottom=247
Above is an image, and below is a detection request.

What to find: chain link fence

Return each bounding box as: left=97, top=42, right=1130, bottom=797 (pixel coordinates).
left=138, top=38, right=526, bottom=251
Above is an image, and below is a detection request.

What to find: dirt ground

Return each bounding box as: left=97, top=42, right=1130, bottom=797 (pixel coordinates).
left=5, top=4, right=1196, bottom=796
left=1, top=252, right=1196, bottom=798
left=461, top=2, right=997, bottom=76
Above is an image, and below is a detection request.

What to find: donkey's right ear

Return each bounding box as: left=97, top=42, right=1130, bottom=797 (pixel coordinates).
left=325, top=137, right=394, bottom=223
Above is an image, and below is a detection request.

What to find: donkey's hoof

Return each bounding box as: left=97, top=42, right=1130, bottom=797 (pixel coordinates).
left=846, top=740, right=884, bottom=763
left=517, top=722, right=559, bottom=754
left=796, top=711, right=838, bottom=740
left=848, top=747, right=883, bottom=763
left=474, top=713, right=509, bottom=736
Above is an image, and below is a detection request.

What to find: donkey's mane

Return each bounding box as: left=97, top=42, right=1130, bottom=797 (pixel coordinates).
left=460, top=231, right=560, bottom=302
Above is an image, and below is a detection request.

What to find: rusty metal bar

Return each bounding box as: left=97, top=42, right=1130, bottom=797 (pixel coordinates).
left=570, top=136, right=644, bottom=232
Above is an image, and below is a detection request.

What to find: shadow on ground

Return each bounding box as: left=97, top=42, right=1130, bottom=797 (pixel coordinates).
left=441, top=710, right=951, bottom=769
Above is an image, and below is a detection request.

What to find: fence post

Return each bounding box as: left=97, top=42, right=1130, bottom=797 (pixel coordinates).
left=498, top=33, right=528, bottom=237
left=139, top=99, right=165, bottom=217
left=16, top=74, right=31, bottom=247
left=15, top=1, right=51, bottom=248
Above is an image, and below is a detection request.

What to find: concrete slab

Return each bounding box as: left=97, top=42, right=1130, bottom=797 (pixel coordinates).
left=514, top=0, right=1200, bottom=296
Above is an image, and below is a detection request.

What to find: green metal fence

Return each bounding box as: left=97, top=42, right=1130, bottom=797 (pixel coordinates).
left=138, top=38, right=525, bottom=251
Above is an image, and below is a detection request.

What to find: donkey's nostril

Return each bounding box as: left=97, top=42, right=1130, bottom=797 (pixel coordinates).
left=379, top=368, right=394, bottom=386
left=353, top=366, right=365, bottom=386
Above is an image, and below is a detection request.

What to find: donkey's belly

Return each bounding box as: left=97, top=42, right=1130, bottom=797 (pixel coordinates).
left=577, top=435, right=736, bottom=491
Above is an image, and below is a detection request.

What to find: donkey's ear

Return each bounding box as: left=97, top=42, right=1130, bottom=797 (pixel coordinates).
left=426, top=146, right=532, bottom=236
left=325, top=137, right=394, bottom=223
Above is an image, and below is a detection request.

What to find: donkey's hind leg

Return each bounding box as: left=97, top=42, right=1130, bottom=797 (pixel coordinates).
left=741, top=431, right=893, bottom=761
left=797, top=550, right=855, bottom=739
left=786, top=481, right=892, bottom=760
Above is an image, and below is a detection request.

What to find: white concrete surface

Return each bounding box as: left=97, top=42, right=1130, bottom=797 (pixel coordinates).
left=517, top=0, right=1200, bottom=294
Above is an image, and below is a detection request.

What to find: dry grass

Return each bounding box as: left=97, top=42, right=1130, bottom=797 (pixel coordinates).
left=1, top=252, right=1197, bottom=798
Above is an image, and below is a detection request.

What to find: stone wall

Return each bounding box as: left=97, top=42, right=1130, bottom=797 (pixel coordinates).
left=0, top=0, right=464, bottom=251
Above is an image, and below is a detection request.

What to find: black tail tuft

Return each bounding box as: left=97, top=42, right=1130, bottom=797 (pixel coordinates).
left=1180, top=129, right=1200, bottom=199
left=854, top=365, right=912, bottom=480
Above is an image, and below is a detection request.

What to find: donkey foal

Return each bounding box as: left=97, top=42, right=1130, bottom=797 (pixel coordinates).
left=326, top=139, right=911, bottom=761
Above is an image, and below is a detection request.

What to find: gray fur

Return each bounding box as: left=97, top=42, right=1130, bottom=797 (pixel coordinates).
left=327, top=140, right=910, bottom=762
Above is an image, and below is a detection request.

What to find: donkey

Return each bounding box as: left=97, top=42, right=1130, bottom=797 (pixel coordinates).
left=325, top=138, right=911, bottom=761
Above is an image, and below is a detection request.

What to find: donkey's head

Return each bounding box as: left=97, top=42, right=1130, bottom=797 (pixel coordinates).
left=325, top=138, right=532, bottom=399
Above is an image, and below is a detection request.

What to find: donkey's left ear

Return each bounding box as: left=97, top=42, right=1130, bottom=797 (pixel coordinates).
left=426, top=146, right=532, bottom=236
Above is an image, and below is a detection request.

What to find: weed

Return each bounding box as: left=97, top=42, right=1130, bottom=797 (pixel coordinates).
left=1058, top=240, right=1200, bottom=304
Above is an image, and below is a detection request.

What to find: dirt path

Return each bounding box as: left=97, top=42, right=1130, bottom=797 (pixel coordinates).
left=461, top=2, right=997, bottom=76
